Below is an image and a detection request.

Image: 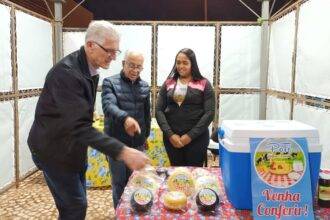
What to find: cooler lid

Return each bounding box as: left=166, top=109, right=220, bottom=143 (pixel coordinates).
left=221, top=138, right=322, bottom=153
left=221, top=120, right=319, bottom=140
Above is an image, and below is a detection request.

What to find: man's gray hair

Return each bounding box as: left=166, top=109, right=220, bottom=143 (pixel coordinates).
left=85, top=20, right=120, bottom=44
left=124, top=50, right=144, bottom=61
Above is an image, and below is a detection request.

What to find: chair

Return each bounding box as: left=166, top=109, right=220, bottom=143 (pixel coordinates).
left=208, top=139, right=219, bottom=164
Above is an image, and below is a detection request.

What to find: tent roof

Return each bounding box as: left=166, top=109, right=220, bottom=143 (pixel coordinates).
left=79, top=0, right=295, bottom=21
left=7, top=0, right=296, bottom=27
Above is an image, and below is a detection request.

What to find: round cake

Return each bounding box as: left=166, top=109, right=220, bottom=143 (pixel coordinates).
left=130, top=188, right=153, bottom=213
left=192, top=168, right=211, bottom=179
left=130, top=174, right=159, bottom=192
left=163, top=191, right=187, bottom=210
left=196, top=188, right=220, bottom=212
left=195, top=175, right=220, bottom=195
left=167, top=168, right=195, bottom=196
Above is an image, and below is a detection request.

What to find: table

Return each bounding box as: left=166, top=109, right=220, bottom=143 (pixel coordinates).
left=116, top=167, right=330, bottom=219
left=86, top=118, right=111, bottom=187
left=145, top=119, right=170, bottom=167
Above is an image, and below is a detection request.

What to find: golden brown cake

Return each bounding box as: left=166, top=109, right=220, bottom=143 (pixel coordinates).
left=167, top=168, right=195, bottom=196
left=163, top=191, right=187, bottom=210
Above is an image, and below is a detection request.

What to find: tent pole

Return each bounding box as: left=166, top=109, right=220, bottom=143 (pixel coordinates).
left=54, top=0, right=64, bottom=62
left=259, top=0, right=269, bottom=120
left=10, top=5, right=20, bottom=188
left=290, top=5, right=300, bottom=120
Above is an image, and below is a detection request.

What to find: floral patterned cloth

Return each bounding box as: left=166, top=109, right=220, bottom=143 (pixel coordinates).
left=86, top=118, right=170, bottom=187
left=86, top=119, right=111, bottom=187
left=145, top=119, right=170, bottom=167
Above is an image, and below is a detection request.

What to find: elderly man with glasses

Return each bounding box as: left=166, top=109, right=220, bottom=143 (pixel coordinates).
left=101, top=50, right=151, bottom=209
left=28, top=21, right=150, bottom=219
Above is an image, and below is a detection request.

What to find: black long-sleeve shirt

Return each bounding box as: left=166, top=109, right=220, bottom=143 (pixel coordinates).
left=156, top=78, right=215, bottom=140
left=28, top=47, right=125, bottom=171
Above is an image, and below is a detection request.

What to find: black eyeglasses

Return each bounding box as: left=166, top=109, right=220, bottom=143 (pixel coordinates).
left=93, top=41, right=121, bottom=56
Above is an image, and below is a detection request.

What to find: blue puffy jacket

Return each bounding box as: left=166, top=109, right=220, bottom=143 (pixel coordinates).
left=101, top=71, right=151, bottom=148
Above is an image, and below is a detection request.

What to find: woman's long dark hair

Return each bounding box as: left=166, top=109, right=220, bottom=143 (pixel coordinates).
left=167, top=48, right=204, bottom=81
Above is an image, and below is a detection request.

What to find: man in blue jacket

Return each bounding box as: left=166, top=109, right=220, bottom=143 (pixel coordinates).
left=28, top=21, right=149, bottom=219
left=102, top=50, right=151, bottom=209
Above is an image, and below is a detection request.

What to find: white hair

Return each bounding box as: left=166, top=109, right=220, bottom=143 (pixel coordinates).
left=124, top=50, right=144, bottom=61
left=85, top=20, right=120, bottom=44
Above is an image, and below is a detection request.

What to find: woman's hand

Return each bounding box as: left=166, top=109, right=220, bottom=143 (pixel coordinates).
left=180, top=134, right=192, bottom=146
left=169, top=134, right=184, bottom=148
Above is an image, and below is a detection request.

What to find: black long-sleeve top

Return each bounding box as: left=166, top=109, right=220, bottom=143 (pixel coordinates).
left=156, top=78, right=215, bottom=140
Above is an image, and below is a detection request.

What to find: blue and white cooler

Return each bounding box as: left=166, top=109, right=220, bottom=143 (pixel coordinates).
left=218, top=120, right=322, bottom=210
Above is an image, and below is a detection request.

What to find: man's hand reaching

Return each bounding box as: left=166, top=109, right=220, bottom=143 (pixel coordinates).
left=118, top=146, right=150, bottom=170
left=124, top=116, right=141, bottom=136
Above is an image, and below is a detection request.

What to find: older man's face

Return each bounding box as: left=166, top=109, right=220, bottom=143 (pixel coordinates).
left=123, top=53, right=144, bottom=82
left=89, top=37, right=120, bottom=69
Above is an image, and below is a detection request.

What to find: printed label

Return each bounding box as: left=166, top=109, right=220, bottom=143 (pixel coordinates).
left=199, top=188, right=216, bottom=205
left=254, top=138, right=305, bottom=188
left=319, top=186, right=330, bottom=200
left=133, top=189, right=152, bottom=205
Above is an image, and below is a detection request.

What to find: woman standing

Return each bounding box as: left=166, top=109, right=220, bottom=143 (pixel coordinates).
left=156, top=48, right=215, bottom=167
